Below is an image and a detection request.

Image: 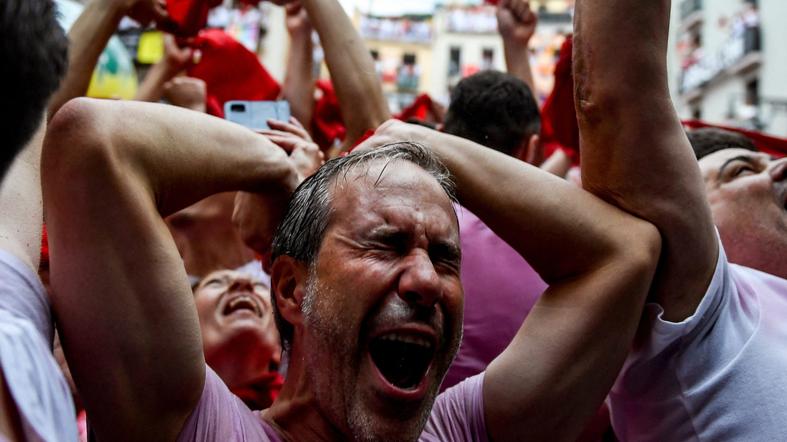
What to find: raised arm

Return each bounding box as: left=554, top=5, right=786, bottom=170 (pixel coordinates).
left=574, top=0, right=717, bottom=321
left=358, top=121, right=660, bottom=441
left=497, top=0, right=537, bottom=93
left=48, top=0, right=167, bottom=117
left=281, top=3, right=316, bottom=130
left=134, top=35, right=194, bottom=103
left=42, top=98, right=297, bottom=441
left=300, top=0, right=390, bottom=147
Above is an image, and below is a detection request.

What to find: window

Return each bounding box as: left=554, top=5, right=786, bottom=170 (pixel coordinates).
left=745, top=78, right=759, bottom=106
left=397, top=53, right=419, bottom=92
left=481, top=48, right=494, bottom=70
left=449, top=46, right=461, bottom=77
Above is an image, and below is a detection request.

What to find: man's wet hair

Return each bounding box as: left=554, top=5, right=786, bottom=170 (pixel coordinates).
left=0, top=0, right=68, bottom=180
left=442, top=70, right=540, bottom=156
left=687, top=128, right=757, bottom=160
left=270, top=142, right=457, bottom=352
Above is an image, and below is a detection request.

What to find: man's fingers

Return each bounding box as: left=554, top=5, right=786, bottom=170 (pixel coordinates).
left=267, top=119, right=311, bottom=140
left=259, top=129, right=296, bottom=140
left=259, top=133, right=300, bottom=153
left=289, top=116, right=304, bottom=129
left=351, top=134, right=391, bottom=154
left=511, top=1, right=525, bottom=20
left=288, top=116, right=312, bottom=140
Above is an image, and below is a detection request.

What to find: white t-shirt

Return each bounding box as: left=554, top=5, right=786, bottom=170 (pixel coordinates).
left=609, top=240, right=787, bottom=441
left=0, top=250, right=76, bottom=442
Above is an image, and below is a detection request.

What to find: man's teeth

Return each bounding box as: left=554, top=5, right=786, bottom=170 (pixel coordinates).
left=378, top=333, right=433, bottom=349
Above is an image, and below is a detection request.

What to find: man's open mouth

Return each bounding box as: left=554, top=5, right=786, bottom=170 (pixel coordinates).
left=222, top=295, right=262, bottom=317
left=369, top=333, right=436, bottom=390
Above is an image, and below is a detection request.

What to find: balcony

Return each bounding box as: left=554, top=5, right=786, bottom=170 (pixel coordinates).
left=679, top=25, right=762, bottom=96
left=728, top=25, right=762, bottom=75
left=360, top=16, right=434, bottom=44
left=537, top=11, right=572, bottom=25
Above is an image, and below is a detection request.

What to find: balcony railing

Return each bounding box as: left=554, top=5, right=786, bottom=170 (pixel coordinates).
left=537, top=11, right=573, bottom=24
left=679, top=25, right=762, bottom=95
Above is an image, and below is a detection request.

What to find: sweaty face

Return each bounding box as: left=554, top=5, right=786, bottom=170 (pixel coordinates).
left=194, top=270, right=279, bottom=364
left=699, top=148, right=787, bottom=278
left=298, top=160, right=463, bottom=441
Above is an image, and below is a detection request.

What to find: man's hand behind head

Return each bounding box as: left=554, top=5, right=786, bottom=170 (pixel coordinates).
left=233, top=119, right=317, bottom=268
left=261, top=117, right=324, bottom=180
left=351, top=119, right=446, bottom=158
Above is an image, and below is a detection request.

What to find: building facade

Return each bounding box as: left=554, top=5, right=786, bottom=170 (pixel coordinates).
left=669, top=0, right=787, bottom=136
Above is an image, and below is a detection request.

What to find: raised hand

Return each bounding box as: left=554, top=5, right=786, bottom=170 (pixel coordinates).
left=163, top=34, right=196, bottom=71
left=285, top=2, right=312, bottom=38
left=497, top=0, right=538, bottom=45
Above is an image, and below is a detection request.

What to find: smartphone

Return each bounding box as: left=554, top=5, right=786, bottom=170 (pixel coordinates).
left=224, top=101, right=291, bottom=131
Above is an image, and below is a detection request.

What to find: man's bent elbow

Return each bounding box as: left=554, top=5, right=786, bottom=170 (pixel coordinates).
left=43, top=98, right=120, bottom=196
left=45, top=98, right=107, bottom=163
left=618, top=218, right=662, bottom=283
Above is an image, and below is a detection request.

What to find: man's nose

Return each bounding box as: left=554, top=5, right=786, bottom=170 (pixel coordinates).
left=397, top=250, right=443, bottom=308
left=229, top=277, right=255, bottom=292
left=769, top=158, right=787, bottom=182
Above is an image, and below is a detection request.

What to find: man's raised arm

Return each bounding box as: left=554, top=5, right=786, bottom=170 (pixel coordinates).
left=281, top=3, right=316, bottom=130
left=497, top=0, right=537, bottom=94
left=574, top=0, right=718, bottom=321
left=300, top=0, right=390, bottom=148
left=43, top=98, right=297, bottom=441
left=359, top=121, right=660, bottom=441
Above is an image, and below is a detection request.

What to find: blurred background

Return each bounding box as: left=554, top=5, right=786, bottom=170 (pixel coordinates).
left=56, top=0, right=787, bottom=136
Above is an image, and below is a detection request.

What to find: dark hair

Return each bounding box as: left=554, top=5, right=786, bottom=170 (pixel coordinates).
left=687, top=128, right=756, bottom=160
left=270, top=142, right=457, bottom=352
left=0, top=0, right=68, bottom=179
left=442, top=70, right=540, bottom=156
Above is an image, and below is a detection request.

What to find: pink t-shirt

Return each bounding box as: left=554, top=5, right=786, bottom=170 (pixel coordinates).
left=442, top=206, right=547, bottom=390
left=178, top=366, right=488, bottom=441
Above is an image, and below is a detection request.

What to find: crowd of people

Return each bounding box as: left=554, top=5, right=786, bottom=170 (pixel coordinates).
left=2, top=0, right=786, bottom=440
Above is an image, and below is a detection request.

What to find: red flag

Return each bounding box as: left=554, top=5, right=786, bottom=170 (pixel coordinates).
left=187, top=29, right=281, bottom=118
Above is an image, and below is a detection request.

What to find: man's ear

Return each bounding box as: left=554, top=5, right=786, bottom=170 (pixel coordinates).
left=517, top=134, right=543, bottom=165
left=270, top=256, right=309, bottom=329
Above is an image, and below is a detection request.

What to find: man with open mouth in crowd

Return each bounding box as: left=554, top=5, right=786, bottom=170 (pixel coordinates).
left=44, top=91, right=659, bottom=440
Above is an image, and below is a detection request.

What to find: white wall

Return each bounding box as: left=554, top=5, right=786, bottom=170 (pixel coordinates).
left=758, top=0, right=787, bottom=135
